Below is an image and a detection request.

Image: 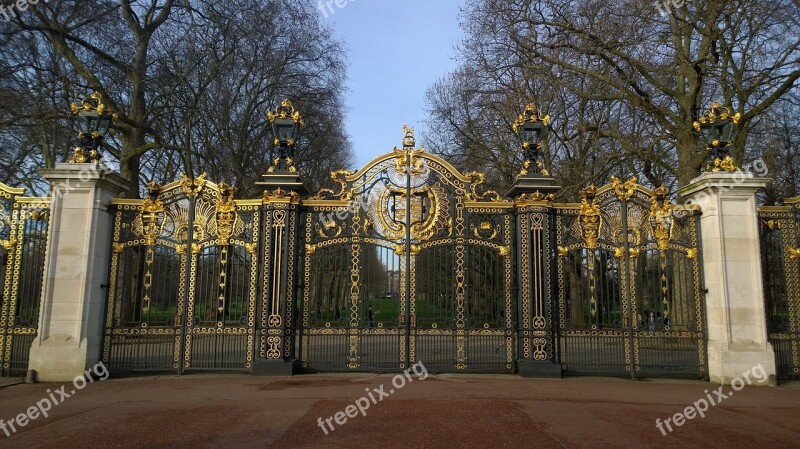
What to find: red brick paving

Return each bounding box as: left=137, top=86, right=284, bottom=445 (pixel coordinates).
left=0, top=374, right=797, bottom=448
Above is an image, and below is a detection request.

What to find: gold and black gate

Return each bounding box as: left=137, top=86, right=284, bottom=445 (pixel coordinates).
left=553, top=178, right=706, bottom=378
left=300, top=128, right=515, bottom=372
left=758, top=197, right=800, bottom=380
left=103, top=177, right=261, bottom=372
left=100, top=128, right=709, bottom=378
left=0, top=182, right=49, bottom=377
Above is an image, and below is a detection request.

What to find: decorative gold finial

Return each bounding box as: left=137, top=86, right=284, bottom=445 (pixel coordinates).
left=649, top=186, right=673, bottom=251
left=402, top=124, right=416, bottom=149
left=579, top=185, right=601, bottom=250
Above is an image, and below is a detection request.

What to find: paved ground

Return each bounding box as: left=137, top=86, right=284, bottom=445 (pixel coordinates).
left=0, top=373, right=798, bottom=448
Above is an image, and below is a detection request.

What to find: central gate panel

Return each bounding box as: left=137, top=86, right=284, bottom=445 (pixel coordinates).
left=301, top=134, right=514, bottom=373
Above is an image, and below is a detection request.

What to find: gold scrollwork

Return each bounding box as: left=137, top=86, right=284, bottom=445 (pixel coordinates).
left=579, top=185, right=601, bottom=249
left=710, top=156, right=736, bottom=173
left=266, top=335, right=282, bottom=359
left=244, top=242, right=258, bottom=255
left=463, top=171, right=501, bottom=202
left=472, top=221, right=498, bottom=240
left=649, top=186, right=673, bottom=251
left=317, top=217, right=343, bottom=239
left=311, top=169, right=354, bottom=200
left=394, top=243, right=420, bottom=256
left=0, top=237, right=16, bottom=251
left=610, top=176, right=638, bottom=200
left=137, top=181, right=164, bottom=246
left=393, top=125, right=426, bottom=176
left=517, top=191, right=555, bottom=206
left=532, top=337, right=547, bottom=361
left=179, top=173, right=207, bottom=197
left=29, top=210, right=49, bottom=222
left=789, top=247, right=800, bottom=260
left=262, top=187, right=300, bottom=204
left=214, top=182, right=238, bottom=246
left=376, top=184, right=445, bottom=242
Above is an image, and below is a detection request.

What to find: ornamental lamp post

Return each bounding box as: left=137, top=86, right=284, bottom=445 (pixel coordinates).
left=693, top=101, right=741, bottom=173
left=69, top=92, right=115, bottom=164
left=513, top=103, right=551, bottom=176
left=267, top=99, right=305, bottom=173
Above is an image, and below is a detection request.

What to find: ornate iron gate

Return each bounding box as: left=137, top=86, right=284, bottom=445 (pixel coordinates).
left=758, top=198, right=800, bottom=380
left=553, top=178, right=706, bottom=378
left=100, top=136, right=709, bottom=378
left=300, top=130, right=515, bottom=372
left=103, top=177, right=261, bottom=372
left=0, top=182, right=49, bottom=377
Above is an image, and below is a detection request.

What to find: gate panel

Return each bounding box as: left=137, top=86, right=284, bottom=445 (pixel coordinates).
left=758, top=199, right=800, bottom=380
left=301, top=134, right=515, bottom=373
left=104, top=176, right=259, bottom=373
left=555, top=179, right=706, bottom=378
left=0, top=186, right=50, bottom=377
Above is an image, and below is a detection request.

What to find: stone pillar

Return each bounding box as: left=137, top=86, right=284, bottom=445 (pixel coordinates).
left=28, top=163, right=129, bottom=382
left=679, top=172, right=776, bottom=385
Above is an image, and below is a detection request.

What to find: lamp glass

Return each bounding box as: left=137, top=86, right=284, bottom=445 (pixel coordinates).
left=273, top=119, right=297, bottom=144
left=97, top=115, right=111, bottom=136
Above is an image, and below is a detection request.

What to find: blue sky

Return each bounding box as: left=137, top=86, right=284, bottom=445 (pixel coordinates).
left=319, top=0, right=466, bottom=168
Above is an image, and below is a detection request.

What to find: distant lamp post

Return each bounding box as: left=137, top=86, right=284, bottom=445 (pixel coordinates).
left=69, top=92, right=115, bottom=164
left=267, top=99, right=305, bottom=173
left=693, top=101, right=741, bottom=173
left=513, top=103, right=551, bottom=176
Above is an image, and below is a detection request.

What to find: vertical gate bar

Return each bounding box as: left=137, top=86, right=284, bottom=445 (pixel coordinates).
left=620, top=195, right=636, bottom=379
left=102, top=208, right=121, bottom=369
left=404, top=145, right=411, bottom=370
left=794, top=207, right=800, bottom=377
left=179, top=194, right=197, bottom=374
left=549, top=207, right=558, bottom=368
left=694, top=208, right=708, bottom=378
left=247, top=208, right=260, bottom=371
left=5, top=203, right=24, bottom=375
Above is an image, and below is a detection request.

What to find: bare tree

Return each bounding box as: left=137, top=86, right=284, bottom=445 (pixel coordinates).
left=1, top=0, right=353, bottom=196
left=425, top=0, right=800, bottom=196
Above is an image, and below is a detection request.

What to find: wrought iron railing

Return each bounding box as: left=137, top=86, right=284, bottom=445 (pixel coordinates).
left=0, top=182, right=50, bottom=377
left=551, top=178, right=706, bottom=378
left=758, top=198, right=800, bottom=380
